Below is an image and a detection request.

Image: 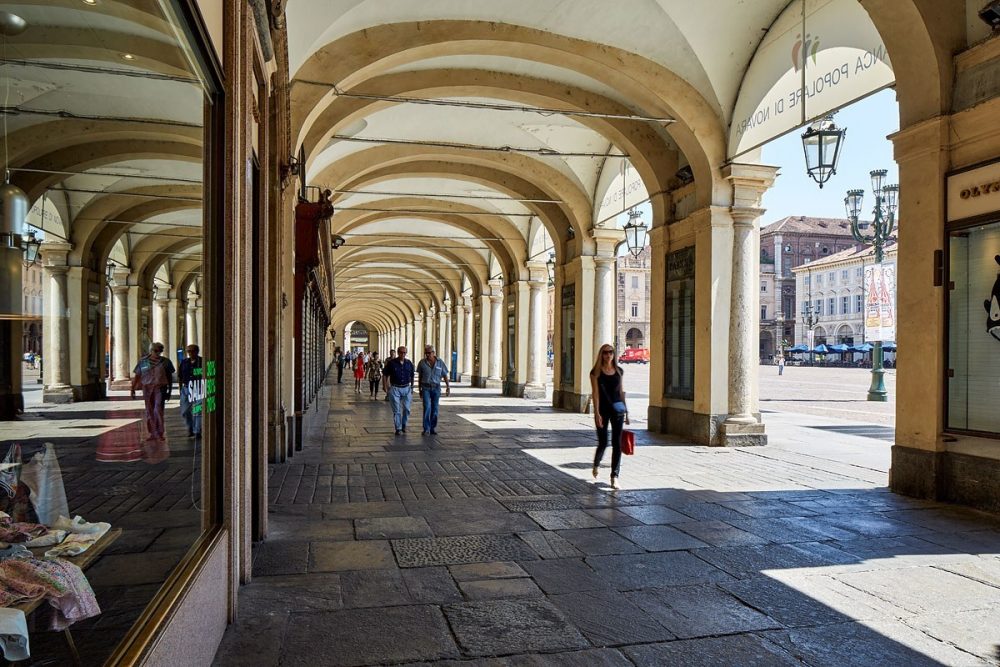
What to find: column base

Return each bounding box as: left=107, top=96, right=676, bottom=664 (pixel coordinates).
left=43, top=385, right=75, bottom=404
left=648, top=405, right=725, bottom=445
left=503, top=381, right=525, bottom=398
left=719, top=420, right=767, bottom=447
left=523, top=383, right=546, bottom=400
left=110, top=379, right=133, bottom=391
left=552, top=389, right=589, bottom=413
left=484, top=377, right=502, bottom=390
left=890, top=444, right=1000, bottom=513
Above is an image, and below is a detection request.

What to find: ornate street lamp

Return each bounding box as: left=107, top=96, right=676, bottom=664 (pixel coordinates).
left=21, top=229, right=40, bottom=266
left=545, top=251, right=555, bottom=287
left=623, top=208, right=647, bottom=257
left=845, top=168, right=898, bottom=402
left=801, top=116, right=846, bottom=188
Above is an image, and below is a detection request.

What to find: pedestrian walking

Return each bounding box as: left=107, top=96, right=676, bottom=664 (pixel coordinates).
left=354, top=353, right=366, bottom=392
left=417, top=347, right=450, bottom=435
left=178, top=344, right=203, bottom=438
left=335, top=347, right=345, bottom=383
left=130, top=342, right=176, bottom=443
left=366, top=352, right=383, bottom=399
left=383, top=347, right=415, bottom=435
left=589, top=343, right=629, bottom=489
left=777, top=355, right=785, bottom=376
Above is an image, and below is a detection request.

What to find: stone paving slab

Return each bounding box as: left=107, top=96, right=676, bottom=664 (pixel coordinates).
left=443, top=599, right=590, bottom=657
left=392, top=534, right=540, bottom=567
left=216, top=379, right=1000, bottom=666
left=281, top=606, right=460, bottom=666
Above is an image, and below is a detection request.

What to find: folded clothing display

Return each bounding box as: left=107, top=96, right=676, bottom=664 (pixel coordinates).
left=44, top=516, right=111, bottom=558
left=0, top=513, right=47, bottom=544
left=24, top=530, right=67, bottom=548
left=0, top=545, right=29, bottom=561
left=0, top=556, right=100, bottom=631
left=0, top=608, right=29, bottom=661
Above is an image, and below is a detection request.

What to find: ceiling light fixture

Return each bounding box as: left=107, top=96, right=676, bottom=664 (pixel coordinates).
left=82, top=0, right=98, bottom=5
left=121, top=53, right=135, bottom=60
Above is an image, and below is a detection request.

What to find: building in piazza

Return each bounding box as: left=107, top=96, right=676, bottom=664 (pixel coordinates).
left=759, top=216, right=856, bottom=360
left=792, top=242, right=900, bottom=350
left=0, top=1, right=998, bottom=663
left=616, top=246, right=651, bottom=352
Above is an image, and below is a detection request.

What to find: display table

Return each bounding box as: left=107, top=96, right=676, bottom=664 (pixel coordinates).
left=9, top=528, right=122, bottom=665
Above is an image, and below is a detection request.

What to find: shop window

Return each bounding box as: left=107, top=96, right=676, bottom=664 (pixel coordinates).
left=947, top=221, right=1000, bottom=434
left=560, top=285, right=575, bottom=385
left=665, top=247, right=694, bottom=400
left=16, top=1, right=224, bottom=661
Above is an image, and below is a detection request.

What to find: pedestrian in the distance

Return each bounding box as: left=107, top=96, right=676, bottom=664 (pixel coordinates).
left=335, top=347, right=344, bottom=383
left=130, top=342, right=176, bottom=443
left=417, top=347, right=450, bottom=435
left=178, top=344, right=203, bottom=438
left=777, top=355, right=785, bottom=376
left=589, top=343, right=628, bottom=489
left=354, top=353, right=366, bottom=393
left=383, top=347, right=415, bottom=435
left=366, top=352, right=382, bottom=399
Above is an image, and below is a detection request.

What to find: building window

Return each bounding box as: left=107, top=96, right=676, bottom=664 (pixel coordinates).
left=817, top=275, right=823, bottom=286
left=665, top=247, right=695, bottom=400
left=841, top=296, right=849, bottom=314
left=761, top=306, right=767, bottom=320
left=802, top=300, right=809, bottom=314
left=855, top=294, right=863, bottom=312
left=816, top=299, right=823, bottom=316
left=822, top=246, right=829, bottom=254
left=631, top=275, right=639, bottom=289
left=856, top=267, right=864, bottom=278
left=631, top=302, right=638, bottom=317
left=947, top=220, right=1000, bottom=434
left=828, top=272, right=835, bottom=284
left=761, top=283, right=767, bottom=292
left=804, top=276, right=811, bottom=286
left=841, top=270, right=849, bottom=281
left=828, top=298, right=835, bottom=315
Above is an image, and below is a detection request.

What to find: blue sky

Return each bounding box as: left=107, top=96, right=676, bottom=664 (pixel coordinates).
left=760, top=87, right=900, bottom=226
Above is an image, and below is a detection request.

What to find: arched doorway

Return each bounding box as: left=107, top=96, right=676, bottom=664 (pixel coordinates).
left=625, top=327, right=644, bottom=348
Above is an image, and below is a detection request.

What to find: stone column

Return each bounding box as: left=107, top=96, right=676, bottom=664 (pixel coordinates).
left=725, top=210, right=758, bottom=425
left=454, top=301, right=466, bottom=380
left=487, top=283, right=503, bottom=386
left=525, top=278, right=547, bottom=398
left=155, top=295, right=170, bottom=350
left=412, top=318, right=421, bottom=355
left=463, top=300, right=474, bottom=379
left=45, top=265, right=71, bottom=394
left=425, top=310, right=435, bottom=352
left=186, top=296, right=200, bottom=346
left=593, top=255, right=616, bottom=349
left=112, top=282, right=131, bottom=387
left=439, top=305, right=451, bottom=363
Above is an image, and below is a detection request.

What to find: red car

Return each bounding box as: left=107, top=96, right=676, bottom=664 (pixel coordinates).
left=619, top=348, right=649, bottom=364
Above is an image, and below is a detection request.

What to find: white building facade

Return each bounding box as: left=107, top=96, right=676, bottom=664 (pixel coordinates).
left=793, top=243, right=899, bottom=348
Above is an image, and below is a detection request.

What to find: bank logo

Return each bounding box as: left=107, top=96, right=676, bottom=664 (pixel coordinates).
left=792, top=33, right=821, bottom=72
left=986, top=255, right=1000, bottom=342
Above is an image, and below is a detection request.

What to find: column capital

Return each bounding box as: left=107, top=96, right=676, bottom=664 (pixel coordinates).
left=594, top=255, right=617, bottom=269
left=723, top=162, right=779, bottom=209
left=489, top=292, right=503, bottom=305
left=527, top=279, right=547, bottom=291
left=730, top=207, right=766, bottom=226
left=591, top=227, right=625, bottom=255
left=44, top=264, right=69, bottom=276
left=41, top=241, right=72, bottom=267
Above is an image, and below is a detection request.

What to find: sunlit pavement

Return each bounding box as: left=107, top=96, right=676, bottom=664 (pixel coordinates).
left=214, top=375, right=1000, bottom=667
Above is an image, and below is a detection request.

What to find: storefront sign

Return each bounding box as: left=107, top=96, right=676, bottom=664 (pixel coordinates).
left=864, top=263, right=896, bottom=341
left=667, top=247, right=695, bottom=281
left=947, top=160, right=1000, bottom=222
left=728, top=0, right=893, bottom=158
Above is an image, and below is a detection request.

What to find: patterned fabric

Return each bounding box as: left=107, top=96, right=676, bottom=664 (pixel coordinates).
left=0, top=556, right=101, bottom=630
left=0, top=514, right=47, bottom=543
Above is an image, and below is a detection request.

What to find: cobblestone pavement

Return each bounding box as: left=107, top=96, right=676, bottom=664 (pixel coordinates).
left=216, top=378, right=1000, bottom=666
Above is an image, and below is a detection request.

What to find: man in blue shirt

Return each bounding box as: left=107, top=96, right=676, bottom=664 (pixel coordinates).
left=417, top=347, right=450, bottom=435
left=382, top=346, right=415, bottom=435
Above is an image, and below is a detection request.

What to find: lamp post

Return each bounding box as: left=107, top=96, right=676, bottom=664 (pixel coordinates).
left=801, top=116, right=846, bottom=188
left=801, top=302, right=818, bottom=365
left=775, top=312, right=786, bottom=361
left=845, top=168, right=898, bottom=402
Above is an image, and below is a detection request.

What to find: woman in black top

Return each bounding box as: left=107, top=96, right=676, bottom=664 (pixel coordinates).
left=589, top=343, right=629, bottom=489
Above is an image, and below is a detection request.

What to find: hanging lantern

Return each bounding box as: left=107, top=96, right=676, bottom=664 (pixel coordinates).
left=22, top=229, right=40, bottom=266
left=801, top=116, right=846, bottom=188
left=1, top=179, right=29, bottom=318
left=623, top=208, right=647, bottom=257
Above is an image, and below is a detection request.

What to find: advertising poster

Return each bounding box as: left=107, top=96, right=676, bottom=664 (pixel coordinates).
left=864, top=263, right=896, bottom=341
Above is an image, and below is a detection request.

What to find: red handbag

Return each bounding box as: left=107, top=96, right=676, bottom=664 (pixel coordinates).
left=621, top=430, right=635, bottom=455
